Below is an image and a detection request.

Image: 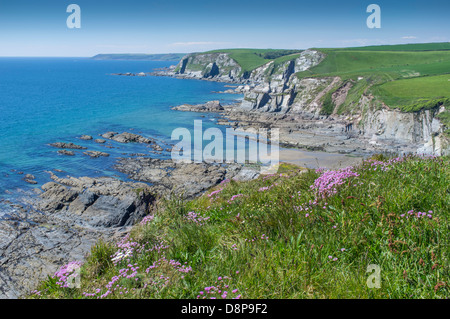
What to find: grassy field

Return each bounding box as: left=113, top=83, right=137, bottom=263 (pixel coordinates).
left=30, top=155, right=449, bottom=299
left=332, top=42, right=450, bottom=52
left=296, top=50, right=450, bottom=81
left=371, top=74, right=450, bottom=112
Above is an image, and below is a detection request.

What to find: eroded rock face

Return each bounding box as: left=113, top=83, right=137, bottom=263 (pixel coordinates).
left=83, top=151, right=110, bottom=158
left=38, top=173, right=154, bottom=228
left=240, top=50, right=327, bottom=113
left=102, top=132, right=154, bottom=144
left=361, top=104, right=449, bottom=155
left=0, top=158, right=260, bottom=299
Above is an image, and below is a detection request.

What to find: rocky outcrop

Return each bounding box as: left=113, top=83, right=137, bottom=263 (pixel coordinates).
left=84, top=151, right=110, bottom=158
left=100, top=132, right=164, bottom=151
left=172, top=100, right=225, bottom=112
left=50, top=142, right=87, bottom=150
left=239, top=50, right=326, bottom=113
left=115, top=158, right=260, bottom=200
left=174, top=53, right=242, bottom=82
left=0, top=173, right=155, bottom=298
left=361, top=104, right=449, bottom=156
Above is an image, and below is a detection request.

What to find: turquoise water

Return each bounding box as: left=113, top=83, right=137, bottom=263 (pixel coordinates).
left=0, top=58, right=241, bottom=205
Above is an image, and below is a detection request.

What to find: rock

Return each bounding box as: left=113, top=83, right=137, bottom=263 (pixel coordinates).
left=83, top=151, right=110, bottom=158
left=24, top=179, right=38, bottom=185
left=102, top=132, right=154, bottom=144
left=94, top=139, right=106, bottom=144
left=50, top=142, right=87, bottom=150
left=172, top=100, right=224, bottom=113
left=80, top=135, right=93, bottom=140
left=1, top=173, right=157, bottom=297
left=57, top=150, right=75, bottom=156
left=101, top=132, right=118, bottom=139
left=115, top=158, right=259, bottom=200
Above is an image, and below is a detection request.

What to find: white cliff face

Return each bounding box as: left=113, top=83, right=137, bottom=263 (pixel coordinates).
left=362, top=106, right=448, bottom=156
left=294, top=50, right=326, bottom=73
left=240, top=50, right=327, bottom=112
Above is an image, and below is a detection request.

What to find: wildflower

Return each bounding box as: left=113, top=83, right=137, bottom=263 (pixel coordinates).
left=139, top=215, right=154, bottom=225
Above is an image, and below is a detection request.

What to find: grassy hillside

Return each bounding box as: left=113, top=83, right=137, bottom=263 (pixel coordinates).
left=371, top=74, right=450, bottom=112
left=30, top=155, right=449, bottom=299
left=332, top=42, right=450, bottom=52
left=296, top=50, right=450, bottom=80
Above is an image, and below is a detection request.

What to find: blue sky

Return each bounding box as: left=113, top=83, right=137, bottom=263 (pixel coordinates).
left=0, top=0, right=449, bottom=56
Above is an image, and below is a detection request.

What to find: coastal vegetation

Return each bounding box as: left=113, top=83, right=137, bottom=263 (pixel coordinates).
left=30, top=155, right=449, bottom=299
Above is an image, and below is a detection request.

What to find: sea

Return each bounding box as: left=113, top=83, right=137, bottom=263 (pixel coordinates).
left=0, top=58, right=241, bottom=214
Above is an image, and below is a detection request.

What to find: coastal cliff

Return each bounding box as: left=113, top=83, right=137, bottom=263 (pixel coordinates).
left=157, top=47, right=450, bottom=156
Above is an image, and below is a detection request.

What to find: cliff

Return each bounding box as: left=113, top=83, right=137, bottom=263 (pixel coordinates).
left=161, top=46, right=450, bottom=156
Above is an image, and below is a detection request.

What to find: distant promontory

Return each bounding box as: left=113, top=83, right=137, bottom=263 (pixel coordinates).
left=92, top=53, right=186, bottom=61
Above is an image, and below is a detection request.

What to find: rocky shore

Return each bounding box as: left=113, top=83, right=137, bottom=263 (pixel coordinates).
left=2, top=47, right=445, bottom=299
left=0, top=146, right=259, bottom=298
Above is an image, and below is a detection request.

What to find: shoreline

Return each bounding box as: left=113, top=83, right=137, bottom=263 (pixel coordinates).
left=0, top=73, right=382, bottom=299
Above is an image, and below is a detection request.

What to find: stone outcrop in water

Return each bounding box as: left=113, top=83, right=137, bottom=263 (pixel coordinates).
left=49, top=142, right=87, bottom=150
left=172, top=100, right=225, bottom=113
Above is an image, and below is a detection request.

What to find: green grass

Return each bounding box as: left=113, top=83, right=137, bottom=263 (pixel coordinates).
left=329, top=42, right=450, bottom=52
left=296, top=50, right=450, bottom=81
left=30, top=156, right=449, bottom=299
left=371, top=74, right=450, bottom=112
